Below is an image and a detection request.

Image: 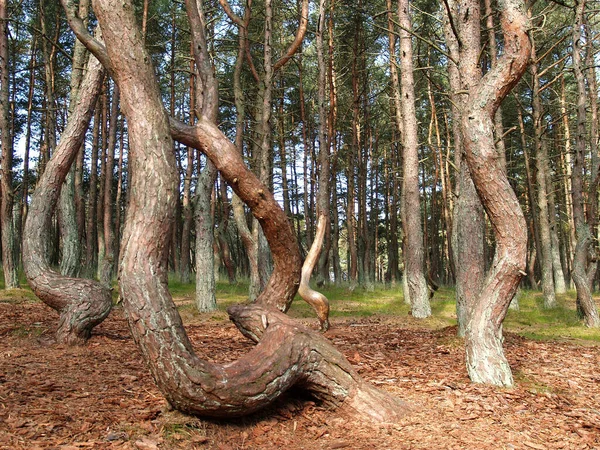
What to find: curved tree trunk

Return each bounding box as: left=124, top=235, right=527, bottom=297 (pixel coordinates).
left=22, top=50, right=111, bottom=345
left=84, top=0, right=406, bottom=422
left=298, top=215, right=330, bottom=331
left=461, top=0, right=531, bottom=386
left=443, top=0, right=485, bottom=336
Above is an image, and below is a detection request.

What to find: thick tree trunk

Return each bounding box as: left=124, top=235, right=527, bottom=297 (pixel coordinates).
left=22, top=50, right=111, bottom=345
left=86, top=0, right=406, bottom=422
left=0, top=0, right=19, bottom=289
left=461, top=0, right=531, bottom=385
left=398, top=0, right=430, bottom=318
left=443, top=0, right=485, bottom=336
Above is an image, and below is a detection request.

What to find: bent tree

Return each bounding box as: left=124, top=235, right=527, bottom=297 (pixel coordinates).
left=68, top=0, right=405, bottom=421
left=22, top=48, right=112, bottom=345
left=459, top=0, right=531, bottom=385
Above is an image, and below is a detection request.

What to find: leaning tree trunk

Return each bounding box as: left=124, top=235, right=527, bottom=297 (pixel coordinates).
left=76, top=0, right=407, bottom=422
left=461, top=0, right=531, bottom=386
left=22, top=49, right=111, bottom=345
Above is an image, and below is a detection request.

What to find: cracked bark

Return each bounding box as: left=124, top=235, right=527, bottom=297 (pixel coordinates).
left=461, top=0, right=531, bottom=386
left=22, top=50, right=110, bottom=345
left=85, top=0, right=407, bottom=421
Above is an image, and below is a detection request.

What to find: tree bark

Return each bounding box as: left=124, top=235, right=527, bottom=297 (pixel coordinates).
left=87, top=0, right=406, bottom=422
left=460, top=0, right=531, bottom=385
left=571, top=0, right=600, bottom=327
left=315, top=0, right=331, bottom=287
left=22, top=50, right=111, bottom=345
left=443, top=0, right=485, bottom=336
left=0, top=0, right=19, bottom=289
left=530, top=39, right=557, bottom=307
left=398, top=0, right=431, bottom=318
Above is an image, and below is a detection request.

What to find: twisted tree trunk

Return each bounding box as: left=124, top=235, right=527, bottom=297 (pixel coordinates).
left=298, top=215, right=330, bottom=331
left=461, top=0, right=531, bottom=386
left=22, top=50, right=111, bottom=345
left=70, top=0, right=407, bottom=422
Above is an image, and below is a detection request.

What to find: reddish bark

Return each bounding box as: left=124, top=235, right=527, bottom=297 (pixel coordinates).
left=461, top=0, right=531, bottom=385
left=78, top=0, right=406, bottom=422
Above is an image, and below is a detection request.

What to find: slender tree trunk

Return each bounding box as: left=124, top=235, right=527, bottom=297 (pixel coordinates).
left=571, top=0, right=600, bottom=327
left=99, top=84, right=119, bottom=286
left=519, top=107, right=541, bottom=291
left=530, top=38, right=557, bottom=307
left=0, top=0, right=18, bottom=288
left=315, top=0, right=331, bottom=287
left=398, top=0, right=430, bottom=317
left=58, top=0, right=90, bottom=279
left=186, top=0, right=218, bottom=312
left=180, top=43, right=197, bottom=284
left=86, top=102, right=101, bottom=271
left=560, top=75, right=576, bottom=273
left=114, top=116, right=125, bottom=267
left=96, top=86, right=108, bottom=279
left=21, top=36, right=37, bottom=241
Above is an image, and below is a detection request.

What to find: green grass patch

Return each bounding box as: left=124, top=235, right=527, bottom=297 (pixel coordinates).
left=504, top=290, right=600, bottom=342
left=3, top=270, right=600, bottom=343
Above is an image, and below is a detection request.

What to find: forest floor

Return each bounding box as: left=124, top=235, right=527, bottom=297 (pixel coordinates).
left=1, top=284, right=600, bottom=449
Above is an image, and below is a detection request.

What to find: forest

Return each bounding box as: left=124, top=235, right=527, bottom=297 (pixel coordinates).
left=1, top=0, right=600, bottom=448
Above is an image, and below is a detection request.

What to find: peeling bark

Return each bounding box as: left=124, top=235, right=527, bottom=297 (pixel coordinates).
left=22, top=50, right=110, bottom=345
